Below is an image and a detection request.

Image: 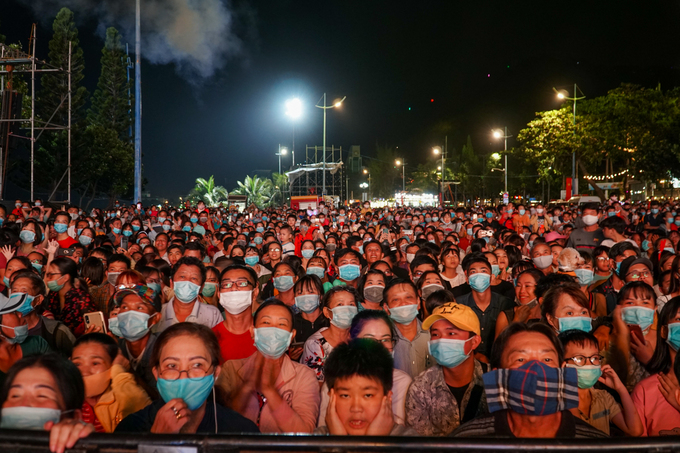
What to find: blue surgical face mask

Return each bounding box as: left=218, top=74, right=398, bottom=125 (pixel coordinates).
left=254, top=237, right=263, bottom=245
left=306, top=266, right=325, bottom=279
left=79, top=235, right=92, bottom=246
left=295, top=294, right=320, bottom=313
left=574, top=268, right=594, bottom=286
left=122, top=230, right=133, bottom=237
left=338, top=264, right=361, bottom=281
left=190, top=217, right=199, bottom=224
left=182, top=226, right=192, bottom=232
left=428, top=338, right=472, bottom=368
left=329, top=305, right=358, bottom=329
left=253, top=327, right=293, bottom=359
left=468, top=273, right=491, bottom=292
left=31, top=262, right=43, bottom=273
left=244, top=255, right=259, bottom=266
left=148, top=282, right=162, bottom=296
left=162, top=224, right=171, bottom=231
left=0, top=406, right=62, bottom=430
left=652, top=208, right=659, bottom=214
left=0, top=323, right=28, bottom=344
left=19, top=230, right=35, bottom=244
left=642, top=240, right=650, bottom=251
left=9, top=292, right=35, bottom=316
left=301, top=249, right=314, bottom=259
left=173, top=281, right=201, bottom=304
left=567, top=364, right=602, bottom=389
left=491, top=264, right=500, bottom=277
left=273, top=275, right=295, bottom=292
left=621, top=306, right=655, bottom=332
left=158, top=217, right=167, bottom=223
left=117, top=310, right=154, bottom=341
left=54, top=223, right=68, bottom=234
left=132, top=225, right=141, bottom=232
left=157, top=374, right=215, bottom=410
left=113, top=227, right=122, bottom=235
left=202, top=282, right=217, bottom=298
left=519, top=209, right=526, bottom=216
left=256, top=227, right=264, bottom=233
left=666, top=322, right=680, bottom=351
left=388, top=304, right=419, bottom=325
left=557, top=316, right=592, bottom=333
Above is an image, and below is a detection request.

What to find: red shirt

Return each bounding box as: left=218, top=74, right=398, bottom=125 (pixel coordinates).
left=81, top=401, right=105, bottom=433
left=212, top=322, right=257, bottom=363
left=57, top=236, right=78, bottom=249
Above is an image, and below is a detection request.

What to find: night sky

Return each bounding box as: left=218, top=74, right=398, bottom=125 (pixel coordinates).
left=2, top=0, right=679, bottom=200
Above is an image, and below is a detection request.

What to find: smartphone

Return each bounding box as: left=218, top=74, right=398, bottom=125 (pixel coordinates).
left=120, top=235, right=128, bottom=249
left=525, top=299, right=539, bottom=309
left=628, top=324, right=644, bottom=343
left=84, top=311, right=107, bottom=333
left=382, top=228, right=389, bottom=235
left=404, top=230, right=413, bottom=235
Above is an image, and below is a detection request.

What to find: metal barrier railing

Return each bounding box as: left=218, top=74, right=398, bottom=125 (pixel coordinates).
left=2, top=431, right=680, bottom=453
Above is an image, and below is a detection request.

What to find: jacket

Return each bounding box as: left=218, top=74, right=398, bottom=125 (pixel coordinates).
left=94, top=364, right=152, bottom=433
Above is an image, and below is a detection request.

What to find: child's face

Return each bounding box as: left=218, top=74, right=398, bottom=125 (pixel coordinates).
left=333, top=375, right=389, bottom=435
left=563, top=341, right=599, bottom=367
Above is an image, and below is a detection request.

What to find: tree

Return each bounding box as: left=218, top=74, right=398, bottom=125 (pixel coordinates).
left=271, top=172, right=288, bottom=206
left=366, top=145, right=399, bottom=198
left=35, top=8, right=89, bottom=196
left=231, top=175, right=273, bottom=209
left=409, top=161, right=439, bottom=194
left=0, top=20, right=6, bottom=44
left=87, top=27, right=131, bottom=141
left=188, top=176, right=229, bottom=206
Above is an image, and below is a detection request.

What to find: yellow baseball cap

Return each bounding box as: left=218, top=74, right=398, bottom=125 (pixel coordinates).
left=422, top=302, right=481, bottom=336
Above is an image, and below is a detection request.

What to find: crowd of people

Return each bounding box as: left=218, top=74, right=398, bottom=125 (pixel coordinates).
left=0, top=195, right=680, bottom=451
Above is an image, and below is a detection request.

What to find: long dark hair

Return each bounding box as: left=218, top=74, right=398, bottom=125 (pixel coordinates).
left=648, top=296, right=680, bottom=375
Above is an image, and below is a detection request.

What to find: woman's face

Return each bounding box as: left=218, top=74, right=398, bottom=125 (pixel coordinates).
left=620, top=290, right=655, bottom=309
left=328, top=291, right=357, bottom=310
left=553, top=294, right=590, bottom=320
left=515, top=273, right=537, bottom=305
left=356, top=319, right=394, bottom=353
left=205, top=271, right=219, bottom=285
left=443, top=251, right=459, bottom=269
left=0, top=311, right=27, bottom=340
left=268, top=245, right=281, bottom=261
left=274, top=265, right=295, bottom=279
left=365, top=273, right=385, bottom=288
left=663, top=259, right=674, bottom=272
left=2, top=366, right=63, bottom=411
left=295, top=283, right=320, bottom=297
left=493, top=250, right=508, bottom=269
left=420, top=273, right=443, bottom=288
left=71, top=342, right=113, bottom=377
left=661, top=273, right=672, bottom=295
left=154, top=334, right=219, bottom=382
left=5, top=260, right=27, bottom=282
left=301, top=242, right=314, bottom=253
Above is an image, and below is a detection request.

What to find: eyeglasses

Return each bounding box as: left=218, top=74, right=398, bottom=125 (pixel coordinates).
left=269, top=248, right=281, bottom=252
left=566, top=355, right=603, bottom=366
left=220, top=280, right=253, bottom=289
left=626, top=270, right=651, bottom=280
left=596, top=257, right=609, bottom=261
left=362, top=336, right=398, bottom=347
left=159, top=365, right=214, bottom=381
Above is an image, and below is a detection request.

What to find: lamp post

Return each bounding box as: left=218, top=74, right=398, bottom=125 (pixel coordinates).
left=492, top=127, right=512, bottom=195
left=433, top=146, right=445, bottom=204
left=285, top=98, right=302, bottom=167
left=363, top=168, right=371, bottom=199
left=554, top=84, right=585, bottom=197
left=395, top=159, right=405, bottom=192
left=315, top=93, right=346, bottom=196
left=276, top=145, right=288, bottom=175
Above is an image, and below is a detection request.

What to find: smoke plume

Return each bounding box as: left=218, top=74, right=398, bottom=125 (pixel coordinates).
left=18, top=0, right=250, bottom=80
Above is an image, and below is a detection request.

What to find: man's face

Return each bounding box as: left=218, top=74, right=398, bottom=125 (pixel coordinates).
left=500, top=331, right=559, bottom=369
left=412, top=264, right=435, bottom=282
left=332, top=375, right=388, bottom=436
left=173, top=264, right=203, bottom=289
left=624, top=264, right=653, bottom=286
left=221, top=268, right=258, bottom=302
left=337, top=253, right=360, bottom=268
left=168, top=248, right=183, bottom=265
left=466, top=262, right=491, bottom=281
left=385, top=283, right=418, bottom=309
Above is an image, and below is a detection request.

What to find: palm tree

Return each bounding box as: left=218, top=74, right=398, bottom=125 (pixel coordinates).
left=231, top=175, right=273, bottom=208
left=187, top=176, right=229, bottom=206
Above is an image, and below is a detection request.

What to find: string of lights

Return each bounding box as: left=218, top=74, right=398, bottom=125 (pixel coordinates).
left=584, top=169, right=629, bottom=181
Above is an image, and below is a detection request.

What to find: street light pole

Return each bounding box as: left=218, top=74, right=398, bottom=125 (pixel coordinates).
left=315, top=94, right=346, bottom=197
left=503, top=126, right=508, bottom=194
left=554, top=84, right=585, bottom=197
left=276, top=145, right=287, bottom=175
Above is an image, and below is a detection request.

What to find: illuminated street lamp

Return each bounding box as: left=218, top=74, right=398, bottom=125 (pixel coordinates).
left=553, top=84, right=585, bottom=196
left=315, top=93, right=346, bottom=196
left=276, top=145, right=288, bottom=174
left=491, top=127, right=512, bottom=195
left=363, top=168, right=371, bottom=198
left=285, top=98, right=302, bottom=166
left=395, top=159, right=405, bottom=192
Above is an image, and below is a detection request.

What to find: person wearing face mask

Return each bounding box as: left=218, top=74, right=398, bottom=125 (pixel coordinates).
left=115, top=323, right=259, bottom=434
left=333, top=249, right=363, bottom=289
left=10, top=271, right=75, bottom=357
left=302, top=286, right=359, bottom=383
left=52, top=212, right=78, bottom=250
left=71, top=333, right=152, bottom=433
left=0, top=354, right=98, bottom=453
left=405, top=302, right=487, bottom=436
left=44, top=258, right=97, bottom=337
left=292, top=275, right=329, bottom=356
left=559, top=330, right=642, bottom=436
left=530, top=242, right=555, bottom=276
left=644, top=201, right=664, bottom=230
left=358, top=269, right=387, bottom=311
left=212, top=265, right=258, bottom=362
left=565, top=203, right=604, bottom=253
left=112, top=285, right=162, bottom=391
left=451, top=323, right=606, bottom=438
left=104, top=254, right=131, bottom=306
left=455, top=254, right=514, bottom=361
left=0, top=290, right=51, bottom=384
left=218, top=300, right=319, bottom=433
left=154, top=257, right=222, bottom=333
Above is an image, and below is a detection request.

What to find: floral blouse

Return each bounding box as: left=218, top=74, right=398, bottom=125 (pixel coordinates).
left=301, top=327, right=333, bottom=382
left=46, top=287, right=97, bottom=337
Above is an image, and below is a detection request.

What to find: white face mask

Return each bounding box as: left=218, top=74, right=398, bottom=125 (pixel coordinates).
left=532, top=255, right=553, bottom=269
left=582, top=215, right=599, bottom=226
left=219, top=290, right=253, bottom=315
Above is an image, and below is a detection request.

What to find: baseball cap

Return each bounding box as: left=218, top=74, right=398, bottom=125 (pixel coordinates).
left=545, top=231, right=566, bottom=242
left=114, top=284, right=161, bottom=312
left=422, top=302, right=481, bottom=336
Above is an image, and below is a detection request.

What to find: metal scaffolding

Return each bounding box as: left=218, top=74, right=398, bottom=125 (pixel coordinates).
left=0, top=24, right=71, bottom=202
left=286, top=145, right=345, bottom=200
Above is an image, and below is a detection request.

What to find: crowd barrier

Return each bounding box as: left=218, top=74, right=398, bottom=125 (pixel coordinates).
left=2, top=431, right=680, bottom=453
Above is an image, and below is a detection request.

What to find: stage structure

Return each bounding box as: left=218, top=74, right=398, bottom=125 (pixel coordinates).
left=0, top=24, right=72, bottom=202
left=286, top=145, right=345, bottom=202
